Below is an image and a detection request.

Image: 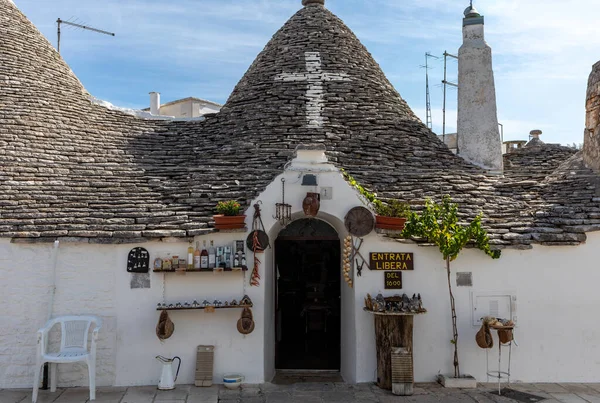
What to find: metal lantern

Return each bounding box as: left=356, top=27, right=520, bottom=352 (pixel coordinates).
left=274, top=178, right=292, bottom=227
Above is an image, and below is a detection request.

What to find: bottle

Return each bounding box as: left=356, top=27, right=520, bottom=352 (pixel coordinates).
left=241, top=253, right=246, bottom=267
left=193, top=241, right=201, bottom=269
left=208, top=240, right=216, bottom=269
left=187, top=241, right=194, bottom=270
left=201, top=240, right=209, bottom=269
left=234, top=253, right=240, bottom=268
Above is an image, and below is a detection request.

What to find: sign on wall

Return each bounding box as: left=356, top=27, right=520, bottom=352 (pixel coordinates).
left=384, top=271, right=402, bottom=289
left=369, top=252, right=413, bottom=271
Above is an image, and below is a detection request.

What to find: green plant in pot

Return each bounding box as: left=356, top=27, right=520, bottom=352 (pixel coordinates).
left=401, top=195, right=501, bottom=386
left=213, top=200, right=246, bottom=230
left=373, top=199, right=411, bottom=230
left=342, top=169, right=410, bottom=231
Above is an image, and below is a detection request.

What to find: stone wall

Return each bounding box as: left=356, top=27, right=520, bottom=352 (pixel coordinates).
left=583, top=61, right=600, bottom=171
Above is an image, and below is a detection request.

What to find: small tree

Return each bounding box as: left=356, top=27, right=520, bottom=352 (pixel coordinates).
left=401, top=195, right=500, bottom=378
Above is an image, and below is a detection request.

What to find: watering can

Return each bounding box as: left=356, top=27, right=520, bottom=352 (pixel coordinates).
left=156, top=355, right=181, bottom=390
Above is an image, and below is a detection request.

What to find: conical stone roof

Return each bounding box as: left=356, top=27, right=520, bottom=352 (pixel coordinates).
left=216, top=3, right=476, bottom=173
left=1, top=0, right=599, bottom=248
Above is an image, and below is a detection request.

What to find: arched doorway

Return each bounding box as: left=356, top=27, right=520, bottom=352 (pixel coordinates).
left=274, top=218, right=341, bottom=370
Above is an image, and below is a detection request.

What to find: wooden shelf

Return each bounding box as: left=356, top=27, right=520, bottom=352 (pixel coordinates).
left=363, top=308, right=427, bottom=316
left=157, top=304, right=253, bottom=311
left=154, top=267, right=248, bottom=273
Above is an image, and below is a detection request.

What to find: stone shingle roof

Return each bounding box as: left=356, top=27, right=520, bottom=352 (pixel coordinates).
left=503, top=142, right=578, bottom=180
left=1, top=0, right=599, bottom=248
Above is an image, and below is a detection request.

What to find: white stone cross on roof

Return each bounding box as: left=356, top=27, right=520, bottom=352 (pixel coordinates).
left=275, top=52, right=351, bottom=128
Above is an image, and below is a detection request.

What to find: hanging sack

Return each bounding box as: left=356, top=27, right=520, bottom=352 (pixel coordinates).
left=156, top=310, right=175, bottom=341
left=475, top=320, right=493, bottom=349
left=237, top=307, right=255, bottom=335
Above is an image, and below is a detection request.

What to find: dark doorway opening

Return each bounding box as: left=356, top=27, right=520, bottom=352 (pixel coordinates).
left=275, top=219, right=341, bottom=371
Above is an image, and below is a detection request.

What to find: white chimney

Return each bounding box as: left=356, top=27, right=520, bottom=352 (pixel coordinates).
left=149, top=92, right=160, bottom=115
left=457, top=3, right=503, bottom=174
left=530, top=130, right=542, bottom=140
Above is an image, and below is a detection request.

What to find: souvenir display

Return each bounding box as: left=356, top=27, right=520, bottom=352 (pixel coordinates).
left=364, top=293, right=426, bottom=314
left=127, top=247, right=150, bottom=273
left=154, top=239, right=246, bottom=271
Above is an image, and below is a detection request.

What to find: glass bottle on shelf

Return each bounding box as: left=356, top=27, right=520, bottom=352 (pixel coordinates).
left=241, top=253, right=246, bottom=267
left=201, top=240, right=209, bottom=269
left=187, top=241, right=194, bottom=270
left=208, top=240, right=216, bottom=269
left=194, top=241, right=201, bottom=269
left=234, top=253, right=240, bottom=268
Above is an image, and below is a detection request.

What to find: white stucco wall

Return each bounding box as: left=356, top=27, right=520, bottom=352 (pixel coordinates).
left=354, top=233, right=600, bottom=382
left=0, top=234, right=264, bottom=389
left=159, top=101, right=221, bottom=118
left=252, top=149, right=361, bottom=383
left=3, top=148, right=600, bottom=388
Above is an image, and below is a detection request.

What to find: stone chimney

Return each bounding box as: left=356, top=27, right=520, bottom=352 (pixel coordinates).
left=457, top=3, right=503, bottom=174
left=149, top=92, right=160, bottom=115
left=583, top=61, right=600, bottom=171
left=525, top=130, right=544, bottom=148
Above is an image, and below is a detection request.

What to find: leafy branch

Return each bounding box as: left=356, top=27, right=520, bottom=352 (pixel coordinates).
left=400, top=195, right=500, bottom=378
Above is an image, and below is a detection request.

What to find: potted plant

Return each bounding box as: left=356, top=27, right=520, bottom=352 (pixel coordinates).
left=401, top=195, right=501, bottom=388
left=213, top=201, right=246, bottom=230
left=342, top=169, right=410, bottom=231
left=373, top=199, right=411, bottom=231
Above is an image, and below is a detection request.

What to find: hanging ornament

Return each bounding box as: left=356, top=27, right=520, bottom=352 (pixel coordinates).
left=274, top=178, right=292, bottom=228
left=302, top=192, right=320, bottom=217
left=248, top=202, right=267, bottom=287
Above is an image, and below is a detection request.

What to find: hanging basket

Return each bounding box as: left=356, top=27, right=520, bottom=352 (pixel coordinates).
left=213, top=215, right=246, bottom=230
left=375, top=216, right=406, bottom=230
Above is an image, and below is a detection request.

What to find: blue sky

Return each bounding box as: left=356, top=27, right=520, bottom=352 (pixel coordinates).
left=13, top=0, right=600, bottom=146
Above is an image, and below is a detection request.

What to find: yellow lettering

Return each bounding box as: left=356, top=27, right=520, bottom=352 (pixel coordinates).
left=402, top=262, right=407, bottom=270
left=406, top=254, right=412, bottom=261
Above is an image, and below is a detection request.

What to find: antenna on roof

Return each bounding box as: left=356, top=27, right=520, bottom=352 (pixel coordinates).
left=420, top=52, right=439, bottom=130
left=56, top=18, right=115, bottom=54
left=441, top=51, right=458, bottom=147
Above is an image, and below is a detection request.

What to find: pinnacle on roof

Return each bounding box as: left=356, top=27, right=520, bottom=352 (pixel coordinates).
left=302, top=0, right=325, bottom=6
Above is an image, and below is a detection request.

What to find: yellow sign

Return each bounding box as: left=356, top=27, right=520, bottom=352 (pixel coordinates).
left=370, top=252, right=414, bottom=271
left=384, top=271, right=403, bottom=289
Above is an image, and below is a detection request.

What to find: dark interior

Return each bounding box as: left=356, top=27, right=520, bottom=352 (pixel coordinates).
left=275, top=237, right=341, bottom=370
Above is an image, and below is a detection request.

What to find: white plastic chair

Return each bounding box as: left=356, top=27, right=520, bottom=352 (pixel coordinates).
left=32, top=315, right=102, bottom=402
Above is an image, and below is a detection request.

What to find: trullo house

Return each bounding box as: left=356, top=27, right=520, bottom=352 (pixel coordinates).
left=1, top=0, right=600, bottom=389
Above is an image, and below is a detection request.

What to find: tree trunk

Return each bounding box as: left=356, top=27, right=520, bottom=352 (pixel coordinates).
left=446, top=257, right=460, bottom=378
left=374, top=314, right=413, bottom=390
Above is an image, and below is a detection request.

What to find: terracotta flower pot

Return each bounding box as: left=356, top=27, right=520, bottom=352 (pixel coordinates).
left=375, top=216, right=406, bottom=231
left=213, top=215, right=246, bottom=230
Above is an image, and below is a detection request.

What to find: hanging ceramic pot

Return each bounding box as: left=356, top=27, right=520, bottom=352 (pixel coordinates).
left=302, top=192, right=320, bottom=217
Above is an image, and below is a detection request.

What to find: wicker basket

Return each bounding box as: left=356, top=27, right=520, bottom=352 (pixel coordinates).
left=497, top=327, right=514, bottom=344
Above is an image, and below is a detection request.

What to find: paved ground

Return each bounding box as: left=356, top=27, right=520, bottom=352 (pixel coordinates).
left=3, top=382, right=600, bottom=403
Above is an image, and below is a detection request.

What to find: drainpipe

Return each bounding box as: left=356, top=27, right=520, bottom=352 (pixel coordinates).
left=42, top=240, right=60, bottom=390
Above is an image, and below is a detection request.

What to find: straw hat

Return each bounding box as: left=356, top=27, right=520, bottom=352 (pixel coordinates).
left=156, top=310, right=175, bottom=341
left=237, top=308, right=255, bottom=335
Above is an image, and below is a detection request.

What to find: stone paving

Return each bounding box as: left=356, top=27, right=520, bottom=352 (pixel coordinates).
left=3, top=382, right=600, bottom=403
